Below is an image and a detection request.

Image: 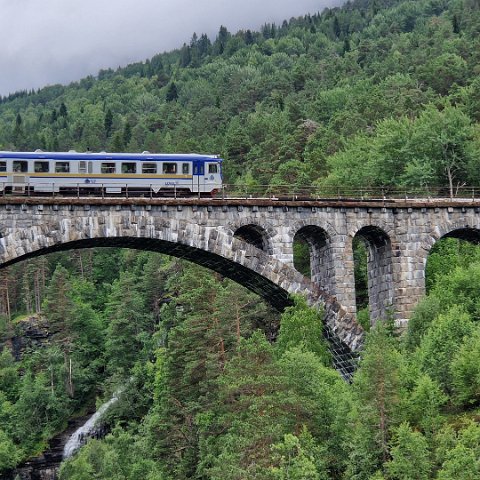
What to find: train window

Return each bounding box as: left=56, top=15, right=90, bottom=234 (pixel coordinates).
left=121, top=163, right=136, bottom=174
left=163, top=163, right=177, bottom=174
left=79, top=161, right=93, bottom=173
left=55, top=162, right=70, bottom=173
left=142, top=163, right=157, bottom=174
left=182, top=163, right=190, bottom=174
left=34, top=161, right=49, bottom=173
left=0, top=162, right=6, bottom=172
left=101, top=163, right=116, bottom=174
left=208, top=163, right=218, bottom=174
left=13, top=161, right=28, bottom=173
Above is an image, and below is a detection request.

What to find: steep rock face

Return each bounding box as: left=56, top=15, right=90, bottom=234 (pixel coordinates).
left=5, top=412, right=97, bottom=480
left=10, top=463, right=58, bottom=480
left=5, top=428, right=64, bottom=479
left=5, top=315, right=51, bottom=361
left=1, top=316, right=63, bottom=480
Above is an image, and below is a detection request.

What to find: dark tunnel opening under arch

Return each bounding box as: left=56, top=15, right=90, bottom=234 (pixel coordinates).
left=353, top=226, right=394, bottom=327
left=293, top=225, right=331, bottom=283
left=233, top=224, right=272, bottom=254
left=426, top=227, right=480, bottom=293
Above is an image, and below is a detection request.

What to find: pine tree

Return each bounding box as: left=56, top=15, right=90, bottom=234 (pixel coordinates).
left=105, top=271, right=152, bottom=377
left=348, top=324, right=405, bottom=475
left=179, top=44, right=191, bottom=67
left=59, top=102, right=68, bottom=117
left=452, top=15, right=460, bottom=34
left=407, top=374, right=447, bottom=436
left=12, top=113, right=24, bottom=148
left=165, top=82, right=178, bottom=102
left=386, top=423, right=432, bottom=480
left=197, top=34, right=211, bottom=57
left=215, top=25, right=230, bottom=54
left=110, top=131, right=124, bottom=152
left=104, top=109, right=113, bottom=137
left=333, top=16, right=341, bottom=38
left=43, top=264, right=74, bottom=344
left=276, top=296, right=330, bottom=365
left=122, top=122, right=132, bottom=147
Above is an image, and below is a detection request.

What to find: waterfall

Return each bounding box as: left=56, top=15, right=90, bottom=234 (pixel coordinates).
left=62, top=393, right=119, bottom=459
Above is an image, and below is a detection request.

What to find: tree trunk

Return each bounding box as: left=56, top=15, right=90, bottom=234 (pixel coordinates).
left=65, top=353, right=74, bottom=398
left=34, top=270, right=41, bottom=313
left=235, top=303, right=241, bottom=343
left=447, top=167, right=454, bottom=199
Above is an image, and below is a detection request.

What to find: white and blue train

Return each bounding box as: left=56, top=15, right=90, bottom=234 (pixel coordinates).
left=0, top=151, right=223, bottom=196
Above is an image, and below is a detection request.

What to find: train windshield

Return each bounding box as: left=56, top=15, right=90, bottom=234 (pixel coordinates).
left=208, top=163, right=219, bottom=174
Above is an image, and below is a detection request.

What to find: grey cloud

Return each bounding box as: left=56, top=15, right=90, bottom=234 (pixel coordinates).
left=0, top=0, right=345, bottom=96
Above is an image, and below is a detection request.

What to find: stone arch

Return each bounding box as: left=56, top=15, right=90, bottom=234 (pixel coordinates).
left=0, top=226, right=291, bottom=310
left=233, top=223, right=273, bottom=254
left=290, top=219, right=337, bottom=241
left=442, top=227, right=480, bottom=242
left=421, top=223, right=480, bottom=278
left=423, top=226, right=480, bottom=291
left=425, top=226, right=480, bottom=251
left=353, top=225, right=394, bottom=325
left=0, top=221, right=364, bottom=351
left=422, top=216, right=480, bottom=252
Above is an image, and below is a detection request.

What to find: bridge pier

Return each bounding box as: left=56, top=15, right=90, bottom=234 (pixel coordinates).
left=354, top=226, right=395, bottom=326
left=316, top=234, right=357, bottom=316
left=391, top=240, right=428, bottom=329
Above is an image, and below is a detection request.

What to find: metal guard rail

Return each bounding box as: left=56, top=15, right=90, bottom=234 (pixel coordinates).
left=0, top=182, right=479, bottom=201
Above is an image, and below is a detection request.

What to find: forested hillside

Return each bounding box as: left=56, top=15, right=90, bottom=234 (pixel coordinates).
left=1, top=0, right=480, bottom=478
left=3, top=245, right=480, bottom=479
left=1, top=0, right=479, bottom=192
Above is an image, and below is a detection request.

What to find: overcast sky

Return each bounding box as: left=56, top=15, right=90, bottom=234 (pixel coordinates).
left=1, top=0, right=345, bottom=96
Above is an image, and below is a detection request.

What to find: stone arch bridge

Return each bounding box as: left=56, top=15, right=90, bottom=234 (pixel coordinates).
left=0, top=196, right=479, bottom=355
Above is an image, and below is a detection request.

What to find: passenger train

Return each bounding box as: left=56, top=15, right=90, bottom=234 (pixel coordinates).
left=0, top=151, right=223, bottom=196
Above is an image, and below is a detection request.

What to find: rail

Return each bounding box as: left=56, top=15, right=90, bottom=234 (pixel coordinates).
left=0, top=182, right=479, bottom=201
left=217, top=185, right=480, bottom=201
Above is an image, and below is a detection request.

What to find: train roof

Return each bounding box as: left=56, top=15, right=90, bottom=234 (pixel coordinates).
left=0, top=151, right=223, bottom=162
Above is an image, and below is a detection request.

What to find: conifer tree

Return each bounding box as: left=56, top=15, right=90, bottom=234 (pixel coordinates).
left=179, top=44, right=191, bottom=67
left=165, top=82, right=178, bottom=102
left=348, top=324, right=405, bottom=475
left=104, top=271, right=152, bottom=377
left=59, top=102, right=68, bottom=118
left=333, top=16, right=341, bottom=38
left=43, top=265, right=74, bottom=343
left=12, top=113, right=24, bottom=148
left=386, top=423, right=432, bottom=480
left=122, top=122, right=132, bottom=147
left=104, top=109, right=113, bottom=138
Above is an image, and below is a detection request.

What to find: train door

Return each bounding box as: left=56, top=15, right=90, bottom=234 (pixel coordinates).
left=204, top=162, right=221, bottom=191
left=193, top=161, right=205, bottom=193
left=9, top=160, right=29, bottom=193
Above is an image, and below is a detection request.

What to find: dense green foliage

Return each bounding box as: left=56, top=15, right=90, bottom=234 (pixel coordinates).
left=46, top=240, right=480, bottom=480
left=1, top=234, right=469, bottom=478
left=0, top=250, right=279, bottom=475
left=2, top=0, right=480, bottom=478
left=0, top=0, right=479, bottom=194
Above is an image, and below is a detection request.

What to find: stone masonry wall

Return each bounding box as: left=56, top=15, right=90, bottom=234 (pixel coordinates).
left=0, top=198, right=479, bottom=348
